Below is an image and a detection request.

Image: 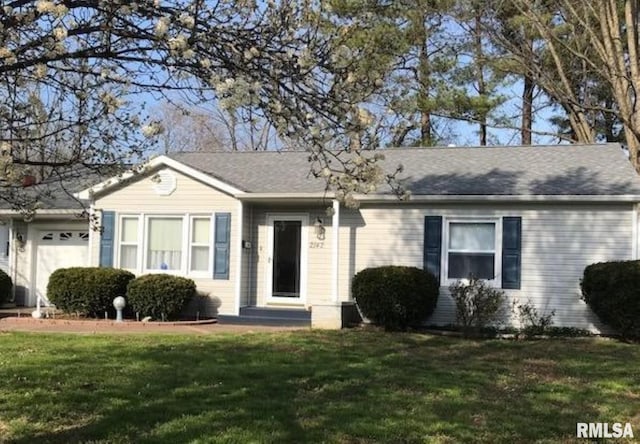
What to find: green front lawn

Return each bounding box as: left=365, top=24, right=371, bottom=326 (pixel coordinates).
left=0, top=331, right=638, bottom=443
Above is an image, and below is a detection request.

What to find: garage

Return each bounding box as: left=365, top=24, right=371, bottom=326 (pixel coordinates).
left=34, top=230, right=89, bottom=306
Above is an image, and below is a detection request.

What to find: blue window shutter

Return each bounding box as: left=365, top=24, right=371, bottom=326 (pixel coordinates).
left=99, top=211, right=115, bottom=267
left=214, top=213, right=231, bottom=279
left=502, top=217, right=522, bottom=289
left=424, top=216, right=442, bottom=284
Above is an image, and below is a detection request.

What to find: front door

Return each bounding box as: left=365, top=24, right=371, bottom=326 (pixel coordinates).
left=266, top=214, right=307, bottom=303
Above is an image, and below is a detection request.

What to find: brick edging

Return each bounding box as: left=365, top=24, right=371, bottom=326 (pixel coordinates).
left=0, top=317, right=217, bottom=327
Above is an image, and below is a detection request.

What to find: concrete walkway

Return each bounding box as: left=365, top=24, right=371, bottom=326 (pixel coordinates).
left=0, top=316, right=308, bottom=335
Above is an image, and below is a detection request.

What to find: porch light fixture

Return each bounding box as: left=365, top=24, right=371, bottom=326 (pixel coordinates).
left=314, top=217, right=325, bottom=240
left=15, top=232, right=25, bottom=250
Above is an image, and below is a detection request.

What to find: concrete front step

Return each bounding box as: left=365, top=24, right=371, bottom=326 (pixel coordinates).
left=217, top=306, right=311, bottom=327
left=216, top=315, right=311, bottom=327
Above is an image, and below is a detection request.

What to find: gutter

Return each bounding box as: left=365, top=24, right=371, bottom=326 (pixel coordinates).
left=354, top=194, right=640, bottom=203
left=0, top=209, right=83, bottom=216
left=4, top=194, right=640, bottom=214
left=236, top=192, right=334, bottom=202
left=236, top=193, right=640, bottom=204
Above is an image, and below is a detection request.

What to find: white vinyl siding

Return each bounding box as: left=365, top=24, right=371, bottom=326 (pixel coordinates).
left=240, top=207, right=253, bottom=307
left=91, top=167, right=239, bottom=315
left=343, top=203, right=635, bottom=333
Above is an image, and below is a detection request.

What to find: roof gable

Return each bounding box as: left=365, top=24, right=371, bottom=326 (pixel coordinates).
left=76, top=155, right=243, bottom=200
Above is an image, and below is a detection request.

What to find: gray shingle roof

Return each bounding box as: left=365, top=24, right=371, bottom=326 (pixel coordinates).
left=169, top=143, right=640, bottom=196
left=0, top=165, right=117, bottom=210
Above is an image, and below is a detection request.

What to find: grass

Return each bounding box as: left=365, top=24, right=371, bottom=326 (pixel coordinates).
left=0, top=330, right=638, bottom=443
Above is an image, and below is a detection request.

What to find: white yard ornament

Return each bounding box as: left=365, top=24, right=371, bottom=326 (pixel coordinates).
left=113, top=296, right=126, bottom=322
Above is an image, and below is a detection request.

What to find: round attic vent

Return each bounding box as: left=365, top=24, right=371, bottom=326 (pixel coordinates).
left=151, top=170, right=177, bottom=196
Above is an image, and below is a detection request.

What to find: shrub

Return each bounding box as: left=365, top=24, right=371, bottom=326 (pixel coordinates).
left=514, top=300, right=555, bottom=338
left=47, top=267, right=135, bottom=317
left=581, top=260, right=640, bottom=339
left=450, top=277, right=508, bottom=338
left=126, top=274, right=196, bottom=321
left=351, top=266, right=439, bottom=331
left=544, top=327, right=593, bottom=338
left=0, top=269, right=12, bottom=304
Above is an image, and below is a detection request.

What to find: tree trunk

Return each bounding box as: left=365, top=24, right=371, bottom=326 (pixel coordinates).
left=521, top=74, right=533, bottom=145
left=624, top=0, right=640, bottom=172
left=521, top=36, right=534, bottom=145
left=474, top=11, right=487, bottom=146
left=417, top=12, right=432, bottom=146
left=420, top=111, right=431, bottom=145
left=568, top=107, right=596, bottom=142
left=625, top=128, right=640, bottom=171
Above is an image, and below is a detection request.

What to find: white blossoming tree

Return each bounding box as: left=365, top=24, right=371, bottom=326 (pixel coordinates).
left=0, top=0, right=406, bottom=214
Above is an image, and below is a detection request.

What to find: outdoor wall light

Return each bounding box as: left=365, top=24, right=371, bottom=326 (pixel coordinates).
left=314, top=217, right=325, bottom=240
left=15, top=233, right=26, bottom=250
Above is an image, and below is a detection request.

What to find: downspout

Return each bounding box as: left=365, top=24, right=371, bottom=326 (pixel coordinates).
left=8, top=219, right=15, bottom=303
left=33, top=218, right=42, bottom=317
left=234, top=200, right=243, bottom=315
left=634, top=203, right=639, bottom=260
left=247, top=204, right=254, bottom=306
left=332, top=199, right=340, bottom=303
left=87, top=201, right=95, bottom=266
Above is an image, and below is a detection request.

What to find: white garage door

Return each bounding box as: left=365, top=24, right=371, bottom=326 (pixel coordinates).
left=34, top=231, right=89, bottom=306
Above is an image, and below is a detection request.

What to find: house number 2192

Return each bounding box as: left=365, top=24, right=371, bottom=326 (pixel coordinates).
left=309, top=242, right=324, bottom=249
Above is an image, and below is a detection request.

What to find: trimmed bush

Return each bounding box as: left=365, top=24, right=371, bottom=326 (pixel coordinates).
left=0, top=269, right=12, bottom=304
left=352, top=266, right=439, bottom=331
left=47, top=267, right=135, bottom=317
left=126, top=274, right=196, bottom=321
left=581, top=260, right=640, bottom=339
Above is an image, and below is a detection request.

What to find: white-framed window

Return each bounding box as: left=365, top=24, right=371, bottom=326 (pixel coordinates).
left=444, top=218, right=501, bottom=284
left=115, top=213, right=214, bottom=276
left=146, top=216, right=184, bottom=271
left=189, top=216, right=211, bottom=273
left=119, top=216, right=140, bottom=270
